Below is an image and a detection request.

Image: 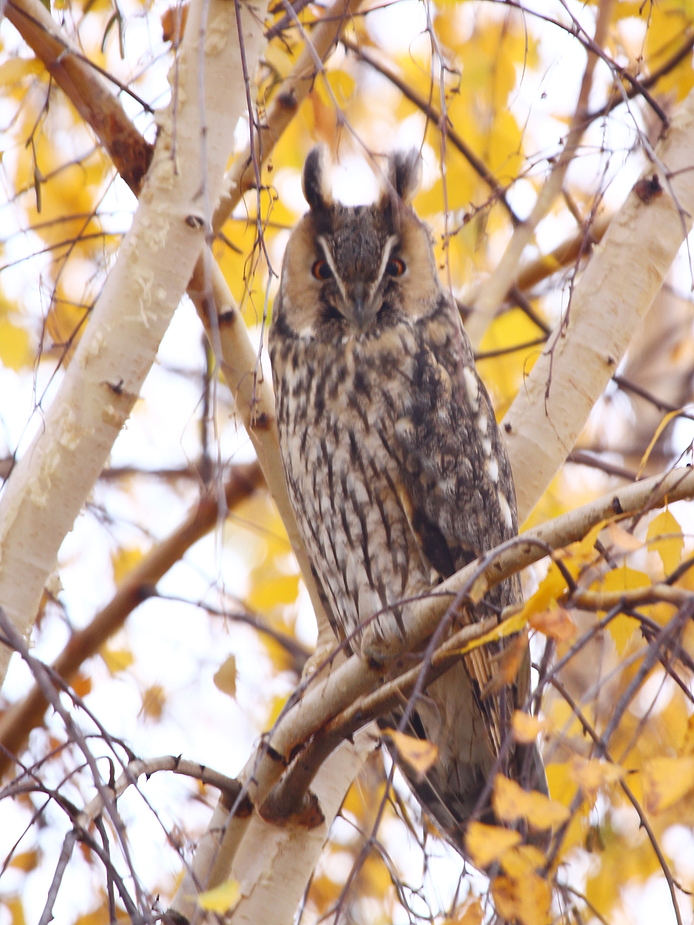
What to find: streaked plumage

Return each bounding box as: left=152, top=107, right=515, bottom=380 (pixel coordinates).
left=269, top=147, right=545, bottom=854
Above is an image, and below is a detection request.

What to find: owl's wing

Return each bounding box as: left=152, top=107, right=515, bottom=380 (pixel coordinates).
left=388, top=322, right=549, bottom=849
left=392, top=310, right=524, bottom=758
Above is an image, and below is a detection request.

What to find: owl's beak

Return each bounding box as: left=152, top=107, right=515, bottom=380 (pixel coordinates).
left=343, top=280, right=378, bottom=331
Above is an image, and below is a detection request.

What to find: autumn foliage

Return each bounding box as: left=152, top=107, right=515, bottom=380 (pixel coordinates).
left=3, top=1, right=694, bottom=924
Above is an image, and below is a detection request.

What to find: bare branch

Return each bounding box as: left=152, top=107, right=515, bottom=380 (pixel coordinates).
left=79, top=756, right=247, bottom=825
left=505, top=86, right=694, bottom=523
left=339, top=37, right=520, bottom=226
left=466, top=0, right=615, bottom=345
left=0, top=462, right=263, bottom=776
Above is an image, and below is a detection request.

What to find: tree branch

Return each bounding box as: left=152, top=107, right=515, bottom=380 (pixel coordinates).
left=504, top=85, right=694, bottom=524
left=0, top=462, right=263, bottom=777
left=466, top=0, right=615, bottom=346
left=213, top=0, right=366, bottom=230
left=168, top=464, right=694, bottom=919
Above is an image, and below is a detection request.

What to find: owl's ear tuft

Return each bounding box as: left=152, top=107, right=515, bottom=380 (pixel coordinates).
left=302, top=146, right=333, bottom=211
left=387, top=150, right=422, bottom=204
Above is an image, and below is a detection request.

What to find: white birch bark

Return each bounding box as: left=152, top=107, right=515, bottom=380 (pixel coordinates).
left=227, top=732, right=374, bottom=925
left=504, top=87, right=694, bottom=524
left=173, top=731, right=375, bottom=925
left=0, top=0, right=268, bottom=686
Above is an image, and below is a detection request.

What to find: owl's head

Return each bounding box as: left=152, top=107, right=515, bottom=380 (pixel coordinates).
left=274, top=147, right=442, bottom=340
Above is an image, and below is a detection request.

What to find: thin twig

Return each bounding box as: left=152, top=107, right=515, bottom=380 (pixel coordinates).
left=340, top=37, right=520, bottom=225
left=548, top=676, right=685, bottom=925
left=38, top=829, right=77, bottom=925
left=0, top=609, right=154, bottom=922
left=0, top=463, right=264, bottom=776
left=80, top=755, right=246, bottom=825
left=567, top=450, right=638, bottom=481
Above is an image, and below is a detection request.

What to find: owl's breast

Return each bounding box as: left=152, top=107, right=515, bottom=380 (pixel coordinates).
left=272, top=330, right=435, bottom=653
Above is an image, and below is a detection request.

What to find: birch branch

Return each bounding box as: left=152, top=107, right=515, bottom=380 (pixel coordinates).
left=465, top=0, right=615, bottom=346
left=514, top=214, right=611, bottom=294
left=3, top=0, right=153, bottom=193
left=504, top=85, right=694, bottom=524
left=0, top=0, right=269, bottom=687
left=6, top=0, right=348, bottom=658
left=77, top=756, right=246, bottom=825
left=225, top=731, right=374, bottom=925
left=213, top=0, right=364, bottom=229
left=259, top=467, right=694, bottom=772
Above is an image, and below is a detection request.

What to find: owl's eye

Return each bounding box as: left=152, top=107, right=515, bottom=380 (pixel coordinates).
left=311, top=259, right=332, bottom=281
left=385, top=257, right=406, bottom=277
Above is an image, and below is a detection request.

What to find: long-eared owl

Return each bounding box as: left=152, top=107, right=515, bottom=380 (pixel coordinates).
left=269, top=147, right=546, bottom=855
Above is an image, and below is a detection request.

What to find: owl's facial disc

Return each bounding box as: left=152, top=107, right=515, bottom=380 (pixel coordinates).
left=316, top=231, right=400, bottom=332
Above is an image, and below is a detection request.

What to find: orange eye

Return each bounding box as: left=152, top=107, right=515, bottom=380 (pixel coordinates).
left=311, top=259, right=332, bottom=280
left=386, top=257, right=406, bottom=277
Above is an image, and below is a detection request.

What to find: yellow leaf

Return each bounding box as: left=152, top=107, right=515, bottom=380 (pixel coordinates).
left=493, top=775, right=570, bottom=830
left=465, top=821, right=521, bottom=868
left=213, top=655, right=237, bottom=698
left=569, top=757, right=624, bottom=798
left=9, top=850, right=40, bottom=872
left=161, top=3, right=188, bottom=42
left=606, top=522, right=642, bottom=552
left=642, top=756, right=694, bottom=814
left=574, top=518, right=610, bottom=561
left=140, top=684, right=166, bottom=720
left=100, top=646, right=134, bottom=674
left=72, top=673, right=92, bottom=698
left=0, top=318, right=32, bottom=371
left=599, top=565, right=651, bottom=595
left=451, top=897, right=484, bottom=925
left=6, top=896, right=26, bottom=925
left=454, top=608, right=528, bottom=657
left=647, top=510, right=684, bottom=575
left=682, top=713, right=694, bottom=756
left=361, top=853, right=392, bottom=898
left=383, top=728, right=438, bottom=776
left=512, top=711, right=546, bottom=744
left=637, top=409, right=681, bottom=478
left=529, top=606, right=577, bottom=641
left=73, top=909, right=111, bottom=925
left=247, top=573, right=300, bottom=613
left=491, top=875, right=518, bottom=923
left=500, top=844, right=546, bottom=878
left=517, top=562, right=569, bottom=621
left=197, top=879, right=240, bottom=912
left=313, top=68, right=356, bottom=108
left=111, top=546, right=145, bottom=586
left=543, top=762, right=586, bottom=856
left=491, top=871, right=552, bottom=925
left=0, top=58, right=44, bottom=84
left=596, top=567, right=649, bottom=655
left=265, top=693, right=289, bottom=727
left=607, top=614, right=639, bottom=657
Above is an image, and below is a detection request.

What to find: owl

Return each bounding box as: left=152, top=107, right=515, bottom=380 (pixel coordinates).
left=269, top=147, right=546, bottom=856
